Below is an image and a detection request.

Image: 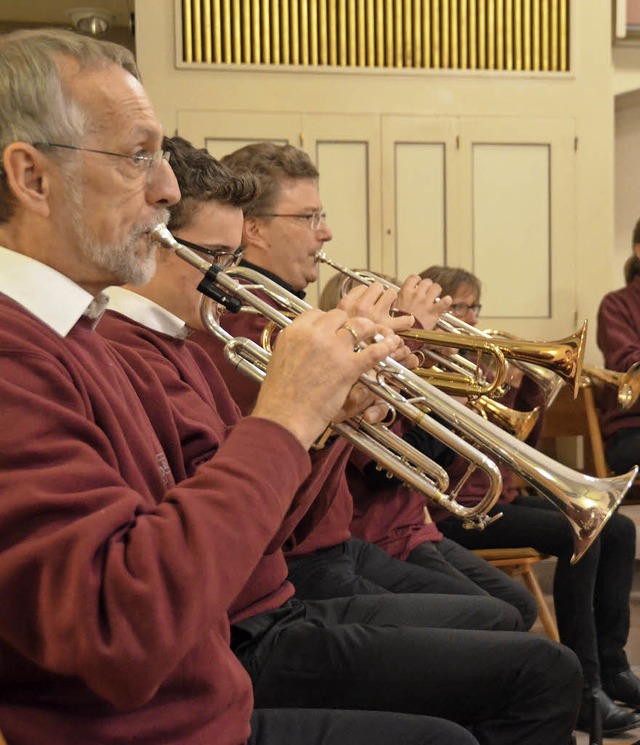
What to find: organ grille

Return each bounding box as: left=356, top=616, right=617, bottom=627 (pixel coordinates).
left=180, top=0, right=570, bottom=72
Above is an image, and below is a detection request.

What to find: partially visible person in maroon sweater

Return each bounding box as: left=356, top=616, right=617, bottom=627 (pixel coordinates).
left=97, top=135, right=587, bottom=745
left=0, top=29, right=467, bottom=745
left=317, top=269, right=538, bottom=629
left=421, top=264, right=640, bottom=739
left=597, top=217, right=640, bottom=476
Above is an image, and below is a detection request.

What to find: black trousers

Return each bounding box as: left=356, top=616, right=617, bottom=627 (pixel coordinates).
left=249, top=708, right=479, bottom=745
left=233, top=594, right=581, bottom=745
left=286, top=537, right=532, bottom=630
left=406, top=536, right=538, bottom=628
left=439, top=494, right=636, bottom=688
left=606, top=427, right=640, bottom=474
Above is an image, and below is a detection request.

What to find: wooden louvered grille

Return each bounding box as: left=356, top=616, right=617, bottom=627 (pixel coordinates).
left=181, top=0, right=570, bottom=72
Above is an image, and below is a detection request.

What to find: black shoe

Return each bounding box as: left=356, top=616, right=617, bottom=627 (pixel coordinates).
left=604, top=669, right=640, bottom=709
left=576, top=689, right=640, bottom=737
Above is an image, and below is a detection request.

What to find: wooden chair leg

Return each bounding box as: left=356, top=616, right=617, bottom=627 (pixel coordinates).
left=520, top=566, right=560, bottom=642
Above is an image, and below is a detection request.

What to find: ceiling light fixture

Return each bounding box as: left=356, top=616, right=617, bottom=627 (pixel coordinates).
left=67, top=7, right=114, bottom=37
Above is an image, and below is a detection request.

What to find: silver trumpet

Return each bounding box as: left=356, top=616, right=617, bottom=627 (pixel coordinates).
left=152, top=223, right=502, bottom=530
left=153, top=225, right=638, bottom=561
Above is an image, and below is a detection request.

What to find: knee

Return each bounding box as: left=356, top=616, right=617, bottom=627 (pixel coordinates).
left=517, top=592, right=539, bottom=632
left=528, top=638, right=583, bottom=698
left=495, top=599, right=529, bottom=631
left=605, top=512, right=636, bottom=548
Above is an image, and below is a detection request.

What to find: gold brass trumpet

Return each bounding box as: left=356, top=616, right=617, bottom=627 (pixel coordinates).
left=582, top=363, right=640, bottom=410
left=262, top=318, right=510, bottom=398
left=467, top=397, right=541, bottom=442
left=152, top=225, right=638, bottom=562
left=263, top=317, right=537, bottom=439
left=315, top=253, right=585, bottom=400
left=408, top=355, right=541, bottom=440
left=482, top=329, right=567, bottom=407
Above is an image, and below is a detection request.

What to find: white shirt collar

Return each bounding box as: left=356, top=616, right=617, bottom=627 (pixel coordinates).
left=0, top=245, right=107, bottom=337
left=106, top=286, right=189, bottom=339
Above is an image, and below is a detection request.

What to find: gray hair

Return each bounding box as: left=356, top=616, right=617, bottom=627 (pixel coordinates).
left=0, top=28, right=139, bottom=221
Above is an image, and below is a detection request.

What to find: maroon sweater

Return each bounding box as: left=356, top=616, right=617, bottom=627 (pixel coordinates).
left=192, top=286, right=355, bottom=556
left=596, top=276, right=640, bottom=439
left=349, top=449, right=443, bottom=559
left=0, top=294, right=310, bottom=745
left=100, top=310, right=351, bottom=616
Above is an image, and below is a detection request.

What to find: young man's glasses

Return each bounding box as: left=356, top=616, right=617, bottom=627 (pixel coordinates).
left=175, top=237, right=244, bottom=270
left=256, top=211, right=327, bottom=231
left=450, top=303, right=482, bottom=318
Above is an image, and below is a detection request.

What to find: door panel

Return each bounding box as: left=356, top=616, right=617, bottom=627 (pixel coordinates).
left=458, top=117, right=576, bottom=340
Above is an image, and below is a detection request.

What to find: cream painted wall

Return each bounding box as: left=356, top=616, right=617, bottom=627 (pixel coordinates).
left=615, top=95, right=640, bottom=289
left=611, top=14, right=640, bottom=349
left=615, top=39, right=640, bottom=300
left=614, top=45, right=640, bottom=96
left=136, top=0, right=614, bottom=364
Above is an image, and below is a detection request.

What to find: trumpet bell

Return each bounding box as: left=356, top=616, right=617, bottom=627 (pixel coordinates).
left=582, top=361, right=640, bottom=410
left=616, top=361, right=640, bottom=409
left=483, top=323, right=587, bottom=400
left=564, top=467, right=638, bottom=563
left=468, top=397, right=541, bottom=441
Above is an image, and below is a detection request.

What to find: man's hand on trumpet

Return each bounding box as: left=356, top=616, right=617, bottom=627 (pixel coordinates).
left=253, top=308, right=404, bottom=450
left=333, top=380, right=395, bottom=426
left=337, top=281, right=414, bottom=333
left=396, top=275, right=452, bottom=332
left=336, top=281, right=420, bottom=370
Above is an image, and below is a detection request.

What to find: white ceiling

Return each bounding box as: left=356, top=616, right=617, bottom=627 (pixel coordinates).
left=0, top=0, right=133, bottom=29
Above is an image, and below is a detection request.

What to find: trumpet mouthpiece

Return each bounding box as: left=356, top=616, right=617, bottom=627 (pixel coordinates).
left=150, top=223, right=176, bottom=249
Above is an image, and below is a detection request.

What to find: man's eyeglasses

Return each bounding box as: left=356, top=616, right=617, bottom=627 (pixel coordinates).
left=32, top=142, right=171, bottom=173
left=256, top=211, right=327, bottom=231
left=450, top=303, right=482, bottom=318
left=175, top=237, right=244, bottom=270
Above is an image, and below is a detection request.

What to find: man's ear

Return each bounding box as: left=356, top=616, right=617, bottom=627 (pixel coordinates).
left=634, top=242, right=640, bottom=261
left=2, top=143, right=52, bottom=217
left=242, top=217, right=261, bottom=245
left=242, top=216, right=269, bottom=251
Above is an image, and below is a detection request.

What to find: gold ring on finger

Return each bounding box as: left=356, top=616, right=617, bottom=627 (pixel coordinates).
left=339, top=323, right=360, bottom=347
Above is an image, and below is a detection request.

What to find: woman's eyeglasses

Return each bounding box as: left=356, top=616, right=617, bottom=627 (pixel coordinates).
left=450, top=303, right=482, bottom=318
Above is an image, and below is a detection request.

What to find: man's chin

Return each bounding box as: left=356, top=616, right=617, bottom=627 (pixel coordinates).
left=116, top=250, right=157, bottom=287
left=126, top=261, right=156, bottom=287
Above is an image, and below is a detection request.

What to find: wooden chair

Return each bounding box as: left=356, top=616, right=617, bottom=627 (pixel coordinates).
left=538, top=382, right=608, bottom=479
left=473, top=547, right=560, bottom=641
